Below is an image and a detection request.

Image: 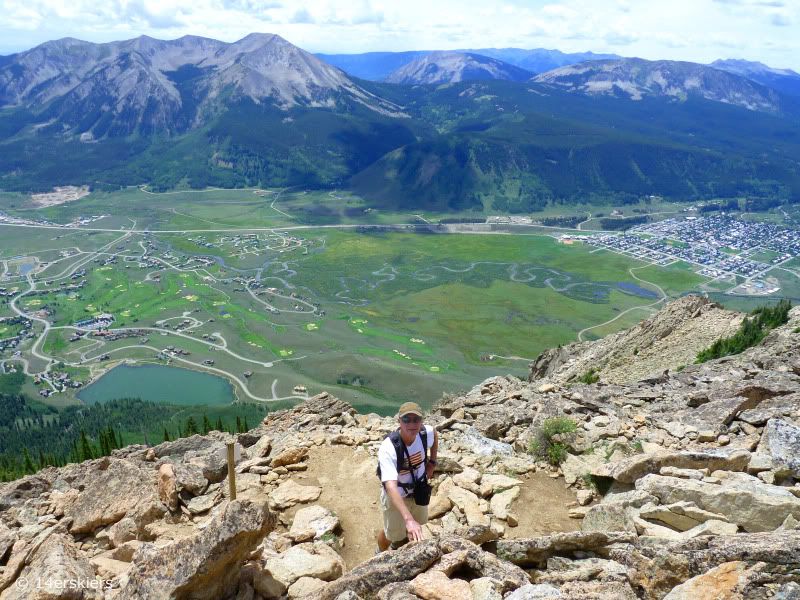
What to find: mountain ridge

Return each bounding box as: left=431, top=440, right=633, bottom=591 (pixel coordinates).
left=0, top=296, right=799, bottom=597
left=384, top=51, right=533, bottom=85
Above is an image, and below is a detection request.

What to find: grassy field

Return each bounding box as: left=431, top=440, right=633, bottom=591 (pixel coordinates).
left=2, top=198, right=716, bottom=413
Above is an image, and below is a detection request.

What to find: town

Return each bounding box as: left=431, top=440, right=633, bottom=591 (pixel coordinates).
left=586, top=215, right=800, bottom=281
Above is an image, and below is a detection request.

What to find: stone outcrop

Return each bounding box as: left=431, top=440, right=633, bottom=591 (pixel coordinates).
left=0, top=297, right=799, bottom=599
left=120, top=499, right=274, bottom=599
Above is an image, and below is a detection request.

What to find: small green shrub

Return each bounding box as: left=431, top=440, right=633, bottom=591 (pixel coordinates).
left=577, top=369, right=600, bottom=384
left=696, top=299, right=792, bottom=363
left=794, top=327, right=800, bottom=334
left=529, top=416, right=577, bottom=466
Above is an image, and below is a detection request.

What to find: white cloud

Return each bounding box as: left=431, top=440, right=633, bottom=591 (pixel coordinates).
left=0, top=0, right=797, bottom=70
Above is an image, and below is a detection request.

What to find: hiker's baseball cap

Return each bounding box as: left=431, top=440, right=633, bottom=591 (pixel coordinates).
left=397, top=402, right=423, bottom=418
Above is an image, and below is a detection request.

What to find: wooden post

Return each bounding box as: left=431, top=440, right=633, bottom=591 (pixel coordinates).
left=227, top=442, right=237, bottom=500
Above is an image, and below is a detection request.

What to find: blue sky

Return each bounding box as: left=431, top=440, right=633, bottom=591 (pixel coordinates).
left=0, top=0, right=798, bottom=70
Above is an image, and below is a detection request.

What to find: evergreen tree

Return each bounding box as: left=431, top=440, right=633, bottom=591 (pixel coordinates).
left=79, top=430, right=93, bottom=462
left=163, top=428, right=171, bottom=442
left=38, top=449, right=45, bottom=469
left=107, top=425, right=118, bottom=450
left=22, top=448, right=35, bottom=473
left=243, top=417, right=249, bottom=431
left=215, top=417, right=224, bottom=432
left=186, top=417, right=199, bottom=436
left=202, top=414, right=212, bottom=435
left=236, top=416, right=243, bottom=433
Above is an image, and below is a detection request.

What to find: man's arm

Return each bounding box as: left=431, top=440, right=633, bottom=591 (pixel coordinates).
left=384, top=480, right=423, bottom=542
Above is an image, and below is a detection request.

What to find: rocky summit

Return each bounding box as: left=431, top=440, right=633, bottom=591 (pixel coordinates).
left=1, top=295, right=799, bottom=599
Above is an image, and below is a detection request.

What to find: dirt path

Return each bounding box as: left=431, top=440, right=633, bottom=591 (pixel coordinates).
left=282, top=446, right=580, bottom=569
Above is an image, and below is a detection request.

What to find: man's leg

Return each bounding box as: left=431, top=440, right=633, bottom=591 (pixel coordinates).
left=376, top=529, right=391, bottom=552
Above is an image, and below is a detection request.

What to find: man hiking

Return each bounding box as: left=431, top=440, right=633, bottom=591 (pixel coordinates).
left=376, top=401, right=439, bottom=552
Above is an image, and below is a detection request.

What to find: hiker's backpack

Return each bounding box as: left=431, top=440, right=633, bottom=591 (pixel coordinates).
left=376, top=428, right=428, bottom=488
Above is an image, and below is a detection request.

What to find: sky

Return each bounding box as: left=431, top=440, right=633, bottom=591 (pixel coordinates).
left=1, top=0, right=798, bottom=70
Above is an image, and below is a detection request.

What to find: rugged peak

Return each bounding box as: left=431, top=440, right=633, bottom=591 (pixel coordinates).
left=529, top=295, right=744, bottom=384
left=533, top=57, right=784, bottom=113
left=0, top=33, right=404, bottom=138
left=385, top=50, right=532, bottom=84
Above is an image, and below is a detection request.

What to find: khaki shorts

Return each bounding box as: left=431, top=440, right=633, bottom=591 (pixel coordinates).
left=381, top=490, right=428, bottom=543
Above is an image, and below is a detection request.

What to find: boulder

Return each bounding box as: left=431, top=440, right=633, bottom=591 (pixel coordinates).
left=479, top=474, right=522, bottom=498
left=581, top=504, right=637, bottom=534
left=470, top=578, right=503, bottom=600
left=591, top=450, right=750, bottom=484
left=65, top=458, right=162, bottom=534
left=457, top=427, right=513, bottom=456
left=2, top=533, right=100, bottom=600
left=288, top=576, right=327, bottom=598
left=89, top=554, right=131, bottom=581
left=639, top=501, right=729, bottom=532
left=759, top=418, right=800, bottom=478
left=269, top=480, right=322, bottom=510
left=317, top=539, right=442, bottom=599
left=408, top=571, right=472, bottom=599
left=427, top=494, right=453, bottom=520
left=446, top=486, right=489, bottom=527
left=120, top=499, right=275, bottom=600
left=265, top=544, right=343, bottom=588
left=635, top=473, right=800, bottom=532
left=251, top=435, right=273, bottom=458
left=680, top=520, right=738, bottom=539
left=157, top=463, right=178, bottom=512
left=186, top=493, right=217, bottom=515
left=184, top=442, right=240, bottom=483
left=505, top=584, right=562, bottom=598
left=0, top=521, right=15, bottom=563
left=490, top=487, right=520, bottom=521
left=496, top=531, right=636, bottom=567
left=662, top=561, right=750, bottom=600
left=289, top=505, right=340, bottom=543
left=173, top=462, right=209, bottom=496
left=270, top=447, right=308, bottom=468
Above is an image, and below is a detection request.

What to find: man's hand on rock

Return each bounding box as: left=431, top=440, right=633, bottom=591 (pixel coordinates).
left=405, top=517, right=423, bottom=542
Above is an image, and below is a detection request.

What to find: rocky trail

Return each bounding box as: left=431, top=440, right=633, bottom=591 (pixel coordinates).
left=1, top=295, right=799, bottom=599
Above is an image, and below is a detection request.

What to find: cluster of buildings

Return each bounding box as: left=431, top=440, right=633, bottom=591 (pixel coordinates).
left=0, top=317, right=33, bottom=353
left=74, top=313, right=115, bottom=330
left=587, top=216, right=800, bottom=279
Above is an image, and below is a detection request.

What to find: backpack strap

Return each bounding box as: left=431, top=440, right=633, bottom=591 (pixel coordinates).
left=381, top=429, right=427, bottom=492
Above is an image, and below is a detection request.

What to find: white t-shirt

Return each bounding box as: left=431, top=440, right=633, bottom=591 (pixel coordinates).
left=378, top=425, right=434, bottom=498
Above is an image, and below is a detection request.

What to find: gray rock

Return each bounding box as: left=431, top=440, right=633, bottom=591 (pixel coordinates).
left=581, top=504, right=638, bottom=534
left=759, top=418, right=800, bottom=478
left=2, top=532, right=101, bottom=600
left=636, top=473, right=800, bottom=532
left=591, top=449, right=750, bottom=484
left=64, top=458, right=162, bottom=534
left=120, top=500, right=275, bottom=600
left=505, top=583, right=562, bottom=598
left=496, top=531, right=636, bottom=567
left=173, top=462, right=209, bottom=496
left=457, top=426, right=514, bottom=456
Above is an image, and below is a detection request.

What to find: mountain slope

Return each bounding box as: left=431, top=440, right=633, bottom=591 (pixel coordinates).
left=0, top=33, right=404, bottom=138
left=711, top=59, right=800, bottom=97
left=468, top=47, right=620, bottom=74
left=533, top=58, right=786, bottom=114
left=384, top=52, right=532, bottom=84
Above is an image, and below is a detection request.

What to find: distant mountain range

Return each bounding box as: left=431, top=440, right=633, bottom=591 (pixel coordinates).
left=317, top=48, right=620, bottom=81
left=384, top=52, right=533, bottom=85
left=1, top=34, right=799, bottom=211
left=0, top=33, right=403, bottom=137
left=533, top=58, right=785, bottom=113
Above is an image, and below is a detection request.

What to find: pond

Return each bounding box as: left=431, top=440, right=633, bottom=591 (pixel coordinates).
left=78, top=364, right=234, bottom=406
